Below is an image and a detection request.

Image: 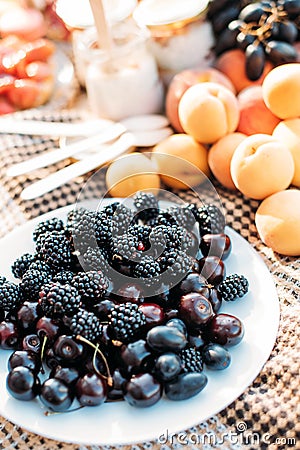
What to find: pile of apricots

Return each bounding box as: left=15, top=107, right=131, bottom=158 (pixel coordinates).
left=107, top=61, right=300, bottom=257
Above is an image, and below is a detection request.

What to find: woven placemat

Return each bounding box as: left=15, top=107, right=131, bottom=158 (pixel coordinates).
left=0, top=110, right=299, bottom=450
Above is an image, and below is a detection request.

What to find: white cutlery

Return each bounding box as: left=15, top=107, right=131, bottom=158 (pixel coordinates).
left=20, top=127, right=173, bottom=200
left=0, top=117, right=113, bottom=137
left=7, top=114, right=169, bottom=177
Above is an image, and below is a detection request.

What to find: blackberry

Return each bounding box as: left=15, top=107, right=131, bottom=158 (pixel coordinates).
left=33, top=218, right=65, bottom=242
left=71, top=270, right=108, bottom=300
left=158, top=250, right=192, bottom=278
left=40, top=232, right=72, bottom=270
left=154, top=211, right=177, bottom=227
left=133, top=256, right=161, bottom=286
left=110, top=233, right=141, bottom=263
left=82, top=247, right=108, bottom=272
left=53, top=270, right=74, bottom=285
left=0, top=281, right=22, bottom=311
left=111, top=204, right=135, bottom=236
left=20, top=269, right=52, bottom=301
left=180, top=347, right=203, bottom=373
left=66, top=207, right=88, bottom=230
left=149, top=226, right=168, bottom=257
left=70, top=211, right=97, bottom=255
left=70, top=308, right=102, bottom=342
left=11, top=253, right=35, bottom=279
left=39, top=283, right=81, bottom=318
left=28, top=259, right=53, bottom=275
left=164, top=206, right=196, bottom=231
left=194, top=204, right=225, bottom=236
left=128, top=224, right=151, bottom=248
left=0, top=276, right=7, bottom=285
left=109, top=302, right=146, bottom=343
left=218, top=274, right=249, bottom=301
left=94, top=213, right=112, bottom=247
left=134, top=191, right=159, bottom=222
left=100, top=202, right=120, bottom=219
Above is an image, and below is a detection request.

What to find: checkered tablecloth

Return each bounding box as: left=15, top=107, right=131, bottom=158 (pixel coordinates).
left=0, top=108, right=299, bottom=450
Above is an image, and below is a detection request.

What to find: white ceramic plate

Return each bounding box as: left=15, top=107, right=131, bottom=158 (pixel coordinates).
left=0, top=200, right=280, bottom=446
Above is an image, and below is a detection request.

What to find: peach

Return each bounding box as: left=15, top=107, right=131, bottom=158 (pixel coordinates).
left=262, top=63, right=300, bottom=119
left=273, top=118, right=300, bottom=187
left=166, top=68, right=236, bottom=133
left=214, top=49, right=273, bottom=93
left=106, top=152, right=160, bottom=198
left=208, top=132, right=247, bottom=190
left=178, top=82, right=240, bottom=144
left=151, top=134, right=210, bottom=190
left=230, top=134, right=295, bottom=200
left=237, top=86, right=280, bottom=136
left=255, top=189, right=300, bottom=256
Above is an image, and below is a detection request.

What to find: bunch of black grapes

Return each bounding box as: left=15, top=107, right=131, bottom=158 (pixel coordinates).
left=208, top=0, right=300, bottom=80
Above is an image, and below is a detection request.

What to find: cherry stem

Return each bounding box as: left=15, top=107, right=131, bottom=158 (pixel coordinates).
left=44, top=405, right=85, bottom=416
left=40, top=335, right=48, bottom=375
left=76, top=335, right=113, bottom=387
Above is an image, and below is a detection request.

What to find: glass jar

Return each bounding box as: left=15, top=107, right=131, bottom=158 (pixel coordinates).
left=56, top=0, right=138, bottom=86
left=85, top=23, right=164, bottom=121
left=133, top=0, right=215, bottom=84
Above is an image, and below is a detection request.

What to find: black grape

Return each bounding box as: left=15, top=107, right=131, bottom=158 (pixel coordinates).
left=211, top=5, right=241, bottom=35
left=239, top=3, right=269, bottom=23
left=265, top=40, right=298, bottom=64
left=245, top=43, right=266, bottom=80
left=270, top=20, right=298, bottom=43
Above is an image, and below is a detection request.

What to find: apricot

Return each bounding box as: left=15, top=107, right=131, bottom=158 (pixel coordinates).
left=215, top=49, right=273, bottom=93
left=178, top=82, right=240, bottom=144
left=273, top=118, right=300, bottom=187
left=237, top=86, right=280, bottom=136
left=151, top=134, right=210, bottom=190
left=106, top=152, right=160, bottom=198
left=255, top=190, right=300, bottom=256
left=230, top=134, right=295, bottom=200
left=166, top=68, right=236, bottom=133
left=208, top=132, right=247, bottom=190
left=262, top=63, right=300, bottom=119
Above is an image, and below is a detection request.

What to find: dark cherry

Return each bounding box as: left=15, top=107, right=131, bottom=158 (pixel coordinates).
left=0, top=321, right=19, bottom=349
left=6, top=366, right=40, bottom=401
left=202, top=343, right=231, bottom=370
left=22, top=334, right=41, bottom=353
left=93, top=300, right=116, bottom=320
left=17, top=301, right=42, bottom=331
left=44, top=347, right=62, bottom=370
left=108, top=368, right=128, bottom=400
left=138, top=303, right=165, bottom=329
left=121, top=339, right=152, bottom=369
left=208, top=313, right=244, bottom=346
left=208, top=287, right=222, bottom=313
left=189, top=257, right=200, bottom=273
left=185, top=230, right=200, bottom=257
left=99, top=324, right=113, bottom=347
left=124, top=373, right=162, bottom=408
left=165, top=318, right=187, bottom=337
left=163, top=309, right=178, bottom=321
left=53, top=335, right=85, bottom=362
left=150, top=285, right=172, bottom=308
left=40, top=378, right=74, bottom=412
left=146, top=325, right=187, bottom=353
left=188, top=330, right=206, bottom=349
left=36, top=317, right=61, bottom=343
left=164, top=372, right=208, bottom=401
left=8, top=350, right=40, bottom=373
left=154, top=352, right=182, bottom=381
left=179, top=293, right=214, bottom=328
left=50, top=366, right=81, bottom=386
left=115, top=283, right=144, bottom=304
left=175, top=273, right=207, bottom=297
left=198, top=256, right=226, bottom=285
left=200, top=234, right=232, bottom=260
left=75, top=372, right=107, bottom=406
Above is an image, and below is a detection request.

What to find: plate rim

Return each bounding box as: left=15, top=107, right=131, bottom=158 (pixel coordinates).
left=0, top=199, right=280, bottom=446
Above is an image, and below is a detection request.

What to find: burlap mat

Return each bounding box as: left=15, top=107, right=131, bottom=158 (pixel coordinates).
left=0, top=108, right=299, bottom=450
